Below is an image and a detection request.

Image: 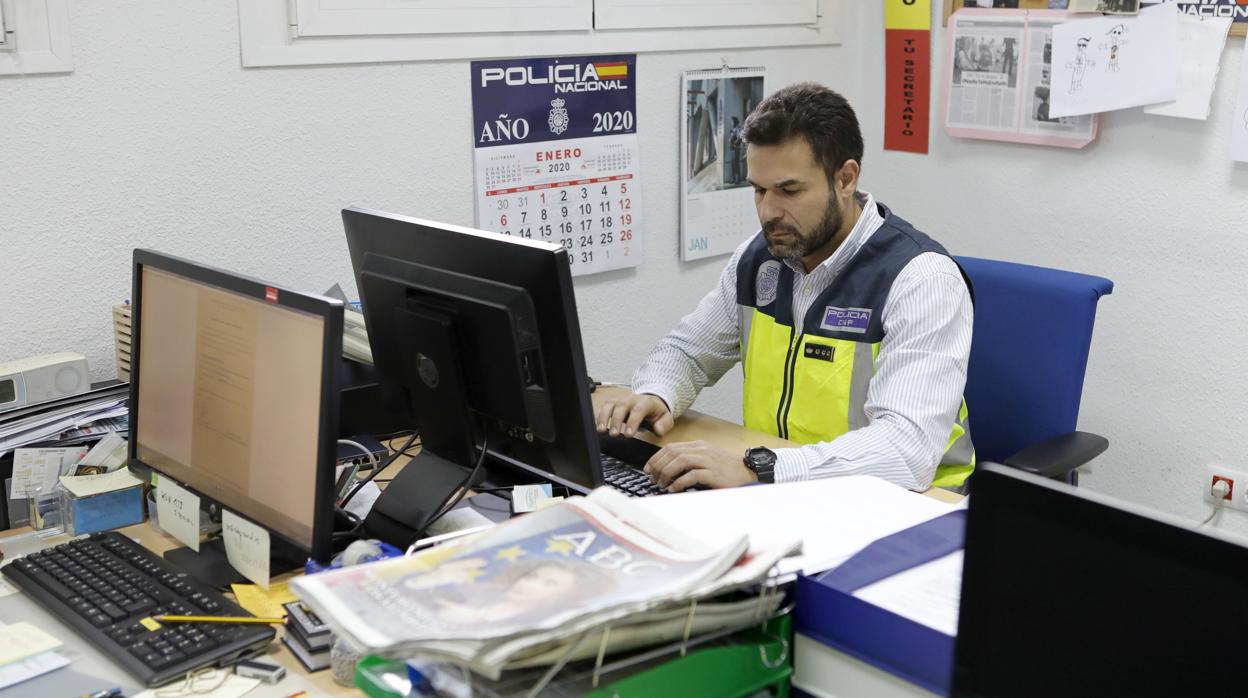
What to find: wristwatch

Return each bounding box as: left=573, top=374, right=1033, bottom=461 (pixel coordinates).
left=743, top=446, right=777, bottom=484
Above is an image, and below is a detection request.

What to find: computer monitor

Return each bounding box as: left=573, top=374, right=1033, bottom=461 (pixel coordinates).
left=127, top=250, right=343, bottom=575
left=953, top=463, right=1248, bottom=696
left=342, top=207, right=606, bottom=499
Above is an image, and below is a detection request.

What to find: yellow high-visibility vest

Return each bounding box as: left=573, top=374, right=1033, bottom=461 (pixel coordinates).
left=736, top=204, right=975, bottom=488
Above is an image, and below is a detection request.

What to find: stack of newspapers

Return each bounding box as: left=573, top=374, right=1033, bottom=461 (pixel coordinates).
left=292, top=488, right=797, bottom=679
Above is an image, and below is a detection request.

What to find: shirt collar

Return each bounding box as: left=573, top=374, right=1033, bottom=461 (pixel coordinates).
left=783, top=190, right=884, bottom=277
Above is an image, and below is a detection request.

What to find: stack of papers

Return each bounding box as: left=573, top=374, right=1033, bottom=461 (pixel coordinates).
left=294, top=488, right=796, bottom=679
left=0, top=621, right=69, bottom=690
left=632, top=475, right=958, bottom=581
left=0, top=384, right=128, bottom=459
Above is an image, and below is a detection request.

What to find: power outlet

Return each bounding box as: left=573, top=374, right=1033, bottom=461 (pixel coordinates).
left=1204, top=465, right=1248, bottom=513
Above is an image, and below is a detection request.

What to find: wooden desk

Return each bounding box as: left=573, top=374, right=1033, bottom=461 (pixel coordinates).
left=591, top=386, right=962, bottom=505
left=0, top=399, right=957, bottom=695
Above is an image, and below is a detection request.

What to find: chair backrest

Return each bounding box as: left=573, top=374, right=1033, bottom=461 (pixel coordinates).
left=954, top=256, right=1113, bottom=465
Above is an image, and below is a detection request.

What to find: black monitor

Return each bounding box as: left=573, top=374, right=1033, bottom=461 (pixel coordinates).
left=953, top=463, right=1248, bottom=696
left=127, top=250, right=343, bottom=578
left=342, top=208, right=607, bottom=505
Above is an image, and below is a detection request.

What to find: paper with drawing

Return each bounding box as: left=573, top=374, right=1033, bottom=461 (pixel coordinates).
left=1049, top=3, right=1179, bottom=117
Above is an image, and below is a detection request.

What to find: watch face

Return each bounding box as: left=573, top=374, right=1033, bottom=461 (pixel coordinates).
left=747, top=448, right=776, bottom=469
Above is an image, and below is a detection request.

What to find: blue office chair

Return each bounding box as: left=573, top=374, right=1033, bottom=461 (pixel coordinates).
left=955, top=256, right=1114, bottom=484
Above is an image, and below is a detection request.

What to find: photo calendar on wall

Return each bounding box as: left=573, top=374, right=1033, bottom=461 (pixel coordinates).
left=471, top=54, right=643, bottom=276
left=680, top=67, right=765, bottom=261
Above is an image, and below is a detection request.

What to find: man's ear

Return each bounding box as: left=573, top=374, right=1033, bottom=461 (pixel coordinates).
left=835, top=160, right=860, bottom=195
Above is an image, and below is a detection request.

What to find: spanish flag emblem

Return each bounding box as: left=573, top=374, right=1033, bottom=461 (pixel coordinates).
left=593, top=61, right=628, bottom=80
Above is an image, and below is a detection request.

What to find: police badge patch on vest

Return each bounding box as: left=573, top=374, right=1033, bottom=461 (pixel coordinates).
left=803, top=343, right=835, bottom=362
left=755, top=260, right=782, bottom=306
left=820, top=305, right=872, bottom=334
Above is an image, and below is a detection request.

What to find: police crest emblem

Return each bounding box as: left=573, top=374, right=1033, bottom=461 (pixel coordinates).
left=548, top=98, right=570, bottom=135
left=756, top=260, right=781, bottom=306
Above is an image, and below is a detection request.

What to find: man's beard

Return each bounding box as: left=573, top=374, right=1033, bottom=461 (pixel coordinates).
left=763, top=194, right=843, bottom=262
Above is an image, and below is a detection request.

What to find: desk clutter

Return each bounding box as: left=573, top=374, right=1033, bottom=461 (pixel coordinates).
left=3, top=386, right=133, bottom=533
left=293, top=488, right=795, bottom=687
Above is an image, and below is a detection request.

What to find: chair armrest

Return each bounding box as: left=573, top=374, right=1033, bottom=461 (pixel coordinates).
left=1002, top=431, right=1109, bottom=480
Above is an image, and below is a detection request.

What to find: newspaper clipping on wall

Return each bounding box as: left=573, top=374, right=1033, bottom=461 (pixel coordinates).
left=945, top=9, right=1097, bottom=148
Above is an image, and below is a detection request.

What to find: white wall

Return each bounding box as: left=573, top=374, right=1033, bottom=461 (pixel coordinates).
left=3, top=2, right=1247, bottom=534
left=848, top=5, right=1248, bottom=535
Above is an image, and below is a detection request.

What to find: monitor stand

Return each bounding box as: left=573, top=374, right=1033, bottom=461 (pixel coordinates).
left=164, top=536, right=308, bottom=590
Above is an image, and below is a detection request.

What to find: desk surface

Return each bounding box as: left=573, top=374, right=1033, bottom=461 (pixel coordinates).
left=0, top=393, right=958, bottom=696
left=593, top=386, right=962, bottom=505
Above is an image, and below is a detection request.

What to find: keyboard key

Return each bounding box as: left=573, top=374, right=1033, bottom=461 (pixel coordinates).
left=26, top=570, right=74, bottom=601
left=100, top=603, right=129, bottom=622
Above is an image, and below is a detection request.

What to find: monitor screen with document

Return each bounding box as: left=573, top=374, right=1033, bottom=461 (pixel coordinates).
left=127, top=250, right=342, bottom=563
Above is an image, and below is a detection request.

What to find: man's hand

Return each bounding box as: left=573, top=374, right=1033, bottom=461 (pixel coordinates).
left=595, top=391, right=674, bottom=437
left=644, top=440, right=757, bottom=492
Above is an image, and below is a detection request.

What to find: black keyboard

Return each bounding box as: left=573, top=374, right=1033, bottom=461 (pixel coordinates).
left=2, top=531, right=274, bottom=687
left=602, top=454, right=669, bottom=497
left=598, top=433, right=668, bottom=497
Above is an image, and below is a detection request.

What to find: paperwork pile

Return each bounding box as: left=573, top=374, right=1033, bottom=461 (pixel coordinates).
left=292, top=488, right=795, bottom=679
left=0, top=383, right=129, bottom=458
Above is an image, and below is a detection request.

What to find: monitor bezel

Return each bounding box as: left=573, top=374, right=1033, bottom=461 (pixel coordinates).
left=953, top=463, right=1248, bottom=695
left=127, top=249, right=343, bottom=563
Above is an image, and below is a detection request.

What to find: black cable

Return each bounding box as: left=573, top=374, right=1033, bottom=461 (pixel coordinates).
left=341, top=430, right=419, bottom=507
left=400, top=440, right=422, bottom=457
left=414, top=430, right=489, bottom=541
left=370, top=428, right=417, bottom=441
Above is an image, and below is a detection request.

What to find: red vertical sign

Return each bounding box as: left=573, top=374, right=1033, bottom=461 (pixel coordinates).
left=885, top=1, right=932, bottom=154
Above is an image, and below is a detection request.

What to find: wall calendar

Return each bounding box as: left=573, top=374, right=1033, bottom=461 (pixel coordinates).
left=471, top=54, right=642, bottom=276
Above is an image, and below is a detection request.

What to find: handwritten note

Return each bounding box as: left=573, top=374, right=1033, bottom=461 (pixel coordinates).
left=222, top=510, right=270, bottom=589
left=59, top=467, right=143, bottom=497
left=155, top=474, right=201, bottom=552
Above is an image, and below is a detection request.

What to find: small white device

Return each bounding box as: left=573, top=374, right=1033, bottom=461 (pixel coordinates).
left=233, top=658, right=287, bottom=683
left=0, top=352, right=91, bottom=413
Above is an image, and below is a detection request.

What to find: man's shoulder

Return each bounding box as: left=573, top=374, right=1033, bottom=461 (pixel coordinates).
left=872, top=203, right=952, bottom=257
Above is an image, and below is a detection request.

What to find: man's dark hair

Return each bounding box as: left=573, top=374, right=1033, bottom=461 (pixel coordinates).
left=741, top=82, right=864, bottom=185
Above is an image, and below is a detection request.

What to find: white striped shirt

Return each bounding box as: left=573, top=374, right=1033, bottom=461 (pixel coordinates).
left=631, top=192, right=974, bottom=491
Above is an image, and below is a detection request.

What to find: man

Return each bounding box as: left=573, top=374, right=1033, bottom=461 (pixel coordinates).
left=729, top=116, right=745, bottom=184
left=596, top=83, right=975, bottom=493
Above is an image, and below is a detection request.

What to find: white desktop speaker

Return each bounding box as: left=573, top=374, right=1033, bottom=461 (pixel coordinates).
left=0, top=352, right=91, bottom=413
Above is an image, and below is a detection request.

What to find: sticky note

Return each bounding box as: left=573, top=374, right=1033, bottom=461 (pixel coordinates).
left=155, top=476, right=201, bottom=552
left=58, top=468, right=143, bottom=498
left=0, top=622, right=62, bottom=665
left=222, top=510, right=270, bottom=589
left=231, top=581, right=298, bottom=619
left=139, top=617, right=161, bottom=631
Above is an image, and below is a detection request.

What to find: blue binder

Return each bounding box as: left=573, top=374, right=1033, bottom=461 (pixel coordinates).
left=794, top=510, right=965, bottom=695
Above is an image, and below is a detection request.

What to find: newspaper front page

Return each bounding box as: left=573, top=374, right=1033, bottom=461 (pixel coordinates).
left=292, top=489, right=749, bottom=655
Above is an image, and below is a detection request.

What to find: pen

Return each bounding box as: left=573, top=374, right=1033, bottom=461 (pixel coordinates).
left=154, top=614, right=285, bottom=625
left=79, top=688, right=123, bottom=698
